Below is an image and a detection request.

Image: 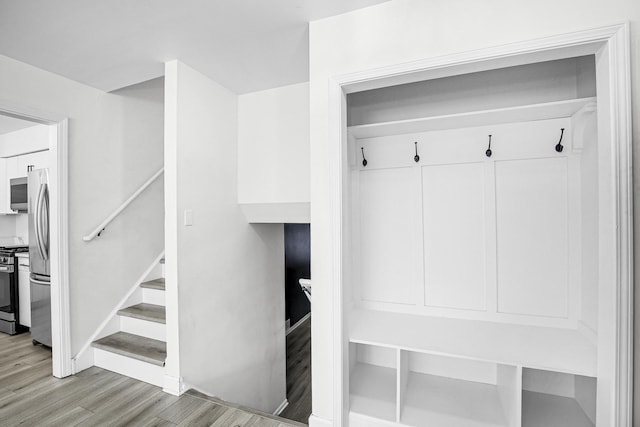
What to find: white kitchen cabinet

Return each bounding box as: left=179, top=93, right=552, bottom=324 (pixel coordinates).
left=17, top=254, right=30, bottom=327
left=342, top=57, right=604, bottom=427
left=7, top=150, right=49, bottom=180
left=17, top=150, right=48, bottom=175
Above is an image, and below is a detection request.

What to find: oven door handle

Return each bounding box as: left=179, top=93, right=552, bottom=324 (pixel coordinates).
left=0, top=265, right=13, bottom=273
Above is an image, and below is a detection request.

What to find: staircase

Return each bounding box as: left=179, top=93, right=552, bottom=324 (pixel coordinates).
left=90, top=272, right=167, bottom=387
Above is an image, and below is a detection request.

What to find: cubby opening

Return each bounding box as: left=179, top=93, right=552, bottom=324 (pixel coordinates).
left=522, top=368, right=596, bottom=427
left=349, top=343, right=397, bottom=422
left=399, top=352, right=519, bottom=427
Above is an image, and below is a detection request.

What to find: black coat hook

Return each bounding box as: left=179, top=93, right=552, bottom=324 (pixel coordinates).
left=414, top=141, right=420, bottom=163
left=361, top=147, right=368, bottom=167
left=485, top=135, right=492, bottom=158
left=555, top=128, right=565, bottom=153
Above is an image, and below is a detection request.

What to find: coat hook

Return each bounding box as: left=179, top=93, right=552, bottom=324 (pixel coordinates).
left=361, top=147, right=368, bottom=167
left=555, top=128, right=565, bottom=153
left=414, top=141, right=420, bottom=163
left=485, top=135, right=492, bottom=158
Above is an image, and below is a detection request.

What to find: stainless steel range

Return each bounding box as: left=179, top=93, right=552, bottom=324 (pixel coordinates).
left=0, top=246, right=29, bottom=335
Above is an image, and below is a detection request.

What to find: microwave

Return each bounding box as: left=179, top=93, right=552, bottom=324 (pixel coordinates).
left=9, top=177, right=27, bottom=212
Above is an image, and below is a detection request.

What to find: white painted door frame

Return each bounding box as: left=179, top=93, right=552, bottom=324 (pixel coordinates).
left=0, top=101, right=71, bottom=379
left=327, top=23, right=632, bottom=426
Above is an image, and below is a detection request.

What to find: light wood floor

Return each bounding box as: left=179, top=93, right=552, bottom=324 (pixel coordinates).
left=0, top=332, right=305, bottom=426
left=279, top=316, right=311, bottom=424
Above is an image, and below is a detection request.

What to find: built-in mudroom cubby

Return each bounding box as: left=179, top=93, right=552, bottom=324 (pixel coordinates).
left=343, top=55, right=606, bottom=427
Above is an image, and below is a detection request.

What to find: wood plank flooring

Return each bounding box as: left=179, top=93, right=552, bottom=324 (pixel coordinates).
left=0, top=332, right=304, bottom=426
left=279, top=316, right=311, bottom=424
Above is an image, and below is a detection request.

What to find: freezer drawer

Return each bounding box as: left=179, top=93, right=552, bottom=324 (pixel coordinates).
left=30, top=278, right=51, bottom=347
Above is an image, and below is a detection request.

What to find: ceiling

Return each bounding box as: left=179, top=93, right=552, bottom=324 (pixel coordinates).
left=0, top=115, right=39, bottom=135
left=0, top=0, right=389, bottom=94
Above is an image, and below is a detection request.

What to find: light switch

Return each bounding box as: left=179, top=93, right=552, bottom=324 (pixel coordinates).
left=184, top=210, right=193, bottom=226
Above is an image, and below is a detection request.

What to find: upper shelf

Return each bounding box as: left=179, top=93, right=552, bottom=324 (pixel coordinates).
left=348, top=97, right=597, bottom=139
left=349, top=308, right=597, bottom=377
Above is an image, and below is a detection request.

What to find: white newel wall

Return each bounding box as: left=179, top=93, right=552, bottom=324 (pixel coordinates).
left=309, top=2, right=639, bottom=426
left=164, top=60, right=286, bottom=413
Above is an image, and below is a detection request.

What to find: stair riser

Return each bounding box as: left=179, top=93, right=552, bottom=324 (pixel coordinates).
left=142, top=288, right=165, bottom=306
left=94, top=348, right=164, bottom=387
left=120, top=317, right=166, bottom=342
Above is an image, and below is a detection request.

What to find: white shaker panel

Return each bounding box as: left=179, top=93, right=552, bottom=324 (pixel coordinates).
left=359, top=167, right=417, bottom=305
left=496, top=157, right=569, bottom=318
left=423, top=162, right=487, bottom=311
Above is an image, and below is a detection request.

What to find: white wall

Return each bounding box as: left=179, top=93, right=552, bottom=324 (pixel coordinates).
left=238, top=82, right=310, bottom=204
left=0, top=54, right=165, bottom=356
left=0, top=124, right=49, bottom=157
left=0, top=215, right=16, bottom=237
left=164, top=60, right=286, bottom=413
left=15, top=214, right=27, bottom=243
left=308, top=1, right=640, bottom=425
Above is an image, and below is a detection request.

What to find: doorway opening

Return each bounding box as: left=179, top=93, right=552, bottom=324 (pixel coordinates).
left=280, top=223, right=312, bottom=424
left=0, top=106, right=69, bottom=380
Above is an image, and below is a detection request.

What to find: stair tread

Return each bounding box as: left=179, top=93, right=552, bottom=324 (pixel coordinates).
left=118, top=303, right=166, bottom=323
left=141, top=278, right=165, bottom=291
left=92, top=332, right=166, bottom=366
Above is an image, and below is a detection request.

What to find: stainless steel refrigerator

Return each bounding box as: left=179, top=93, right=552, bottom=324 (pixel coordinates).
left=28, top=168, right=50, bottom=346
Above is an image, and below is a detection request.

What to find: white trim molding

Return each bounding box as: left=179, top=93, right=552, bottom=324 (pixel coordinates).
left=327, top=23, right=632, bottom=427
left=286, top=312, right=311, bottom=336
left=273, top=399, right=289, bottom=416
left=0, top=101, right=71, bottom=379
left=163, top=374, right=186, bottom=396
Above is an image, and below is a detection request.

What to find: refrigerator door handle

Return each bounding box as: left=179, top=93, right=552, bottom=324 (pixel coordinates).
left=35, top=183, right=46, bottom=261
left=40, top=183, right=49, bottom=261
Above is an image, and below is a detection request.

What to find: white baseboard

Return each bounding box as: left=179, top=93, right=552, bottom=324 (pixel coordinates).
left=163, top=374, right=185, bottom=396
left=273, top=398, right=289, bottom=416
left=308, top=415, right=333, bottom=427
left=286, top=312, right=311, bottom=336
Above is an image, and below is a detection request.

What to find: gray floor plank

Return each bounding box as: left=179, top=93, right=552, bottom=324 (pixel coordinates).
left=76, top=384, right=163, bottom=427
left=44, top=406, right=95, bottom=427
left=105, top=388, right=180, bottom=427
left=12, top=369, right=127, bottom=426
left=208, top=408, right=256, bottom=427
left=174, top=400, right=228, bottom=427
left=140, top=417, right=177, bottom=427
left=157, top=395, right=210, bottom=424
left=279, top=316, right=311, bottom=424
